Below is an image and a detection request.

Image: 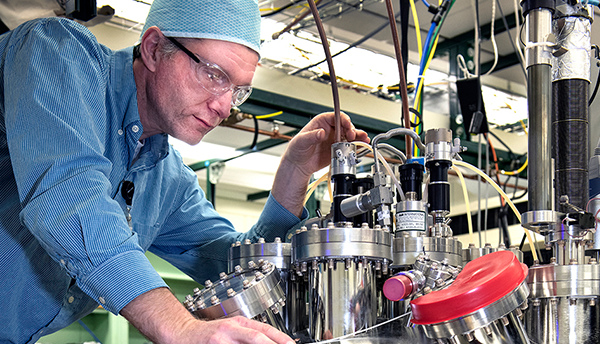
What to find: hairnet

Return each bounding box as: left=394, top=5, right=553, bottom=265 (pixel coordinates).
left=141, top=0, right=261, bottom=55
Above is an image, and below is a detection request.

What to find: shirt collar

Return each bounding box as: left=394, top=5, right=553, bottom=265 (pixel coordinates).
left=111, top=46, right=169, bottom=167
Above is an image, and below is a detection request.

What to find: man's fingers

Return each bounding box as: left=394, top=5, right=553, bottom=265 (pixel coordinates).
left=230, top=317, right=295, bottom=344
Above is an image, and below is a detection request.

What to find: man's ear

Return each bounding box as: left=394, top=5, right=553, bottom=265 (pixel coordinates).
left=139, top=27, right=163, bottom=72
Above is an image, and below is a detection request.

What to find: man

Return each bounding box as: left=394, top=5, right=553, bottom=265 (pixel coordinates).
left=0, top=0, right=369, bottom=343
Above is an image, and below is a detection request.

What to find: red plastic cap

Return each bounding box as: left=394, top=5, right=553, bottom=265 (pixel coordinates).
left=383, top=274, right=413, bottom=301
left=410, top=250, right=528, bottom=325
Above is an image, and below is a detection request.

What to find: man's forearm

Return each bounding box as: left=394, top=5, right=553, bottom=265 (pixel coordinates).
left=120, top=287, right=196, bottom=343
left=271, top=159, right=311, bottom=219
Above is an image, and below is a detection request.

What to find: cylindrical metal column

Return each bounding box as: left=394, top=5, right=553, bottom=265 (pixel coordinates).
left=527, top=65, right=553, bottom=211
left=525, top=8, right=554, bottom=212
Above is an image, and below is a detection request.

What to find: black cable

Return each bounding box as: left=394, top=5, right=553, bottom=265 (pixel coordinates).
left=408, top=107, right=423, bottom=128
left=589, top=61, right=600, bottom=106
left=400, top=0, right=409, bottom=82
left=261, top=0, right=305, bottom=17
left=250, top=115, right=259, bottom=151
left=487, top=131, right=517, bottom=161
left=290, top=10, right=402, bottom=75
left=495, top=0, right=527, bottom=77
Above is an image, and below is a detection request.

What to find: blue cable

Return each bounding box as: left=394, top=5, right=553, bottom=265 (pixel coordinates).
left=78, top=320, right=103, bottom=344
left=414, top=22, right=437, bottom=102
left=422, top=0, right=431, bottom=8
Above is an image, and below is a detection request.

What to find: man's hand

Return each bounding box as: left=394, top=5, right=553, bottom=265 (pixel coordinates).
left=272, top=112, right=369, bottom=217
left=121, top=287, right=295, bottom=344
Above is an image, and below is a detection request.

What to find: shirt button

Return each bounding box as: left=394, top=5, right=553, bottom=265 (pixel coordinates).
left=60, top=259, right=65, bottom=265
left=118, top=129, right=124, bottom=135
left=68, top=296, right=75, bottom=304
left=132, top=125, right=139, bottom=133
left=99, top=297, right=106, bottom=304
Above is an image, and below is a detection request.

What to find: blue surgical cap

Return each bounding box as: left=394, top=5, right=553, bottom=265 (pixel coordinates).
left=141, top=0, right=261, bottom=55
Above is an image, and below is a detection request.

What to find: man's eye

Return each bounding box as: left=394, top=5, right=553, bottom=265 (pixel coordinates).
left=206, top=69, right=227, bottom=85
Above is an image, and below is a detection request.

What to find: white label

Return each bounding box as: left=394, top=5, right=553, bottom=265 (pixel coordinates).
left=397, top=211, right=426, bottom=231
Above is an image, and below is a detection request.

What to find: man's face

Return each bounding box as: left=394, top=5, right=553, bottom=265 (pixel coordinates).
left=142, top=37, right=259, bottom=145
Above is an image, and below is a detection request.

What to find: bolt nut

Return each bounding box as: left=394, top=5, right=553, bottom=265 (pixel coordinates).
left=248, top=261, right=256, bottom=269
left=550, top=257, right=557, bottom=264
left=327, top=222, right=335, bottom=229
left=258, top=237, right=265, bottom=243
left=312, top=224, right=320, bottom=230
left=533, top=299, right=541, bottom=307
left=204, top=280, right=213, bottom=288
left=219, top=272, right=228, bottom=280
left=243, top=279, right=251, bottom=289
left=570, top=258, right=578, bottom=265
left=226, top=288, right=236, bottom=297
left=501, top=316, right=510, bottom=327
left=570, top=298, right=577, bottom=306
left=235, top=265, right=243, bottom=274
left=235, top=241, right=241, bottom=247
left=464, top=332, right=475, bottom=342
left=244, top=239, right=251, bottom=245
left=590, top=258, right=598, bottom=265
left=210, top=295, right=220, bottom=305
left=254, top=271, right=265, bottom=281
left=274, top=237, right=282, bottom=243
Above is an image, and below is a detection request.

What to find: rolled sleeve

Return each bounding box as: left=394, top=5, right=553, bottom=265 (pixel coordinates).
left=79, top=250, right=167, bottom=314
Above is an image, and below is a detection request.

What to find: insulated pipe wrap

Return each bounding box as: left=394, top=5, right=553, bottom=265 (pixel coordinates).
left=552, top=79, right=589, bottom=211
left=552, top=16, right=591, bottom=82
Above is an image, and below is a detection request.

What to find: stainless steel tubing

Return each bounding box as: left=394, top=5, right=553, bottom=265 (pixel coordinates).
left=527, top=63, right=553, bottom=213
left=524, top=8, right=554, bottom=225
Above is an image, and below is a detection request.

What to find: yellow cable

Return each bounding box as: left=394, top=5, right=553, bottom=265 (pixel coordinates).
left=255, top=111, right=283, bottom=119
left=452, top=166, right=474, bottom=245
left=499, top=119, right=528, bottom=175
left=453, top=160, right=538, bottom=261
left=409, top=0, right=423, bottom=60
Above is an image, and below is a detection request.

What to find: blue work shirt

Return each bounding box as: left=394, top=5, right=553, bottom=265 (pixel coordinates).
left=0, top=18, right=306, bottom=343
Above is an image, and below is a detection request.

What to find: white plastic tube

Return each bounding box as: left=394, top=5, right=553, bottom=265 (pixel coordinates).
left=453, top=160, right=538, bottom=261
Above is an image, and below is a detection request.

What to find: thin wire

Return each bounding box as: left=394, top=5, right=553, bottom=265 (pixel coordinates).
left=78, top=320, right=103, bottom=344
left=482, top=0, right=498, bottom=75
left=289, top=11, right=402, bottom=76
left=496, top=0, right=526, bottom=77
left=317, top=311, right=413, bottom=343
